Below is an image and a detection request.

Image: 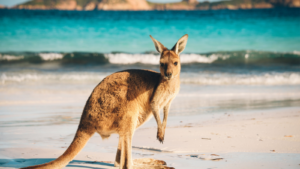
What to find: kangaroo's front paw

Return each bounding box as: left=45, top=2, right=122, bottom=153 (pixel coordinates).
left=157, top=127, right=165, bottom=143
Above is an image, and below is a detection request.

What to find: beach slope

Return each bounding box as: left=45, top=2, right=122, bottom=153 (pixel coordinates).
left=1, top=107, right=299, bottom=169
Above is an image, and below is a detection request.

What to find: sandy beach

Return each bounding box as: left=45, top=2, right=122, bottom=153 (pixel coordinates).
left=1, top=92, right=299, bottom=169
left=1, top=82, right=300, bottom=169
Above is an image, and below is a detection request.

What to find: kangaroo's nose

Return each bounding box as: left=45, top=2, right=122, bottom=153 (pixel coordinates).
left=165, top=72, right=172, bottom=77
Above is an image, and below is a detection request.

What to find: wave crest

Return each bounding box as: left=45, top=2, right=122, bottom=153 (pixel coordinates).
left=0, top=50, right=300, bottom=65
left=39, top=53, right=64, bottom=61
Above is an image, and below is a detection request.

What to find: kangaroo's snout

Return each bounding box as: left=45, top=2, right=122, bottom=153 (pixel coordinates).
left=165, top=72, right=172, bottom=77
left=164, top=72, right=172, bottom=79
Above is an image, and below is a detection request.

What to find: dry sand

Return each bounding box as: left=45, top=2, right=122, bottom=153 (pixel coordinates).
left=0, top=107, right=299, bottom=169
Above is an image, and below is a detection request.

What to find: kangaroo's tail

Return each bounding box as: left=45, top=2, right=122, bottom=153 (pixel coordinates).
left=21, top=128, right=94, bottom=169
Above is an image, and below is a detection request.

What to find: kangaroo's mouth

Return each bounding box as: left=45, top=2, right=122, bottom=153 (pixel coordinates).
left=164, top=74, right=178, bottom=80
left=164, top=76, right=172, bottom=80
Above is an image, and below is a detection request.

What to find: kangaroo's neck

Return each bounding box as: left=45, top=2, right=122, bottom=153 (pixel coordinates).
left=159, top=74, right=180, bottom=92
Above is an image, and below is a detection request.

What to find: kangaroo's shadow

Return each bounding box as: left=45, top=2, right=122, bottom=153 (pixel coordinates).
left=0, top=158, right=115, bottom=169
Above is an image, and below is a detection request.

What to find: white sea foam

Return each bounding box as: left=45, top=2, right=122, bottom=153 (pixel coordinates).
left=293, top=51, right=300, bottom=55
left=1, top=71, right=300, bottom=86
left=39, top=53, right=64, bottom=61
left=105, top=53, right=160, bottom=64
left=181, top=72, right=300, bottom=85
left=105, top=53, right=229, bottom=64
left=180, top=54, right=230, bottom=63
left=0, top=54, right=24, bottom=61
left=1, top=52, right=298, bottom=64
left=0, top=72, right=110, bottom=84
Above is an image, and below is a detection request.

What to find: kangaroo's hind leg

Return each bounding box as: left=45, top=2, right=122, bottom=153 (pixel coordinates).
left=118, top=112, right=138, bottom=169
left=114, top=136, right=123, bottom=167
left=119, top=130, right=134, bottom=169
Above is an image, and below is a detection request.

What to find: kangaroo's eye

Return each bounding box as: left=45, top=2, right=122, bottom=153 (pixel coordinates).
left=160, top=63, right=164, bottom=67
left=174, top=62, right=178, bottom=66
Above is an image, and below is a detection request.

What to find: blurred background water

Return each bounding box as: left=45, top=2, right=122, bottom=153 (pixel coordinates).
left=0, top=8, right=300, bottom=127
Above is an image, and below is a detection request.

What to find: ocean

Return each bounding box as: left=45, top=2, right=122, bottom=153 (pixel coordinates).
left=1, top=8, right=300, bottom=53
left=1, top=8, right=300, bottom=169
left=0, top=8, right=300, bottom=127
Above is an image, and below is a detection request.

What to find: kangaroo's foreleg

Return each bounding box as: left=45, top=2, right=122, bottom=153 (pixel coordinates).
left=150, top=100, right=163, bottom=143
left=152, top=107, right=164, bottom=143
left=151, top=97, right=173, bottom=143
left=160, top=100, right=172, bottom=143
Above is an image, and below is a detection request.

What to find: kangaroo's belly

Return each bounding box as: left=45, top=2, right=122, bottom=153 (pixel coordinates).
left=136, top=110, right=153, bottom=128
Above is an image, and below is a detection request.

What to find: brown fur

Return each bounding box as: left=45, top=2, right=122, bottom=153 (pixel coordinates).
left=21, top=34, right=188, bottom=169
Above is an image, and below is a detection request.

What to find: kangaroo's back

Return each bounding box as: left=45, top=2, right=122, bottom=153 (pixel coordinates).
left=93, top=69, right=161, bottom=103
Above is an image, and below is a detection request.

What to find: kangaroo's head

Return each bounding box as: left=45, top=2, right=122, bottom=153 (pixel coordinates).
left=150, top=34, right=188, bottom=80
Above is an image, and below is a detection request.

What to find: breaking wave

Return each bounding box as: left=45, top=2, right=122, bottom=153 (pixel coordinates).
left=1, top=50, right=300, bottom=86
left=1, top=50, right=300, bottom=65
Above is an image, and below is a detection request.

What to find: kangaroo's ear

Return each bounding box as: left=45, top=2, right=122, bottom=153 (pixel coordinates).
left=150, top=35, right=167, bottom=54
left=171, top=34, right=188, bottom=55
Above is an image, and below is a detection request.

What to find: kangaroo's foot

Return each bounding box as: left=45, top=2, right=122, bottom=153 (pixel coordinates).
left=114, top=161, right=120, bottom=167
left=133, top=158, right=166, bottom=166
left=134, top=165, right=175, bottom=169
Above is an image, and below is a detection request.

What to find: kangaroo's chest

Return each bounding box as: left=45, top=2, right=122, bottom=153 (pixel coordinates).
left=155, top=85, right=179, bottom=109
left=161, top=92, right=175, bottom=108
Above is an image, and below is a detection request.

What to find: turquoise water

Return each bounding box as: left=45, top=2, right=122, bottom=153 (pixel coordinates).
left=1, top=8, right=300, bottom=86
left=0, top=8, right=300, bottom=53
left=0, top=8, right=300, bottom=128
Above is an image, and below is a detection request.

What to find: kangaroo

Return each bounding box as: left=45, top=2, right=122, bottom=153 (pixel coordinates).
left=21, top=34, right=188, bottom=169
